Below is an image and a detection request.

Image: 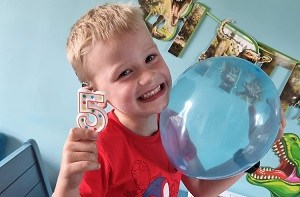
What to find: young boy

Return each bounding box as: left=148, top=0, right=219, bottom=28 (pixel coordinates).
left=53, top=3, right=285, bottom=196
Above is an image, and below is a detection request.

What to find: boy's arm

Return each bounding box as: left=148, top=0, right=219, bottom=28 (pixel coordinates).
left=182, top=173, right=244, bottom=197
left=52, top=128, right=100, bottom=197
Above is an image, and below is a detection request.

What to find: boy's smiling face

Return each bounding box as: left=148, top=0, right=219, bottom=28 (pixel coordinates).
left=86, top=23, right=172, bottom=118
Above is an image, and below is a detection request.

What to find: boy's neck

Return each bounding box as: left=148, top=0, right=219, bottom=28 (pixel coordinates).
left=114, top=110, right=158, bottom=136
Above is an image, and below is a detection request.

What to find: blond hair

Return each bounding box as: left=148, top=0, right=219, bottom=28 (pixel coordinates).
left=66, top=3, right=144, bottom=82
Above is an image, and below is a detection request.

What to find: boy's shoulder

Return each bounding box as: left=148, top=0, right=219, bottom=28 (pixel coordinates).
left=97, top=110, right=130, bottom=149
left=98, top=110, right=124, bottom=138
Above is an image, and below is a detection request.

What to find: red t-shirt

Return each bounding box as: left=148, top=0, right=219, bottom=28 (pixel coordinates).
left=79, top=110, right=182, bottom=197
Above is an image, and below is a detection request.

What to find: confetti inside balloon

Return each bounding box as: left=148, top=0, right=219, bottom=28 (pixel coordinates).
left=77, top=88, right=108, bottom=132
left=160, top=56, right=281, bottom=179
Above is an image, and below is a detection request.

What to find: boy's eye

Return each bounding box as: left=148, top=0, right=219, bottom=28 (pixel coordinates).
left=145, top=54, right=155, bottom=63
left=118, top=69, right=132, bottom=79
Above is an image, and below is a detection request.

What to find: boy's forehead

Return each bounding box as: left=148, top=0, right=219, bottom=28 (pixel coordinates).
left=86, top=24, right=155, bottom=65
left=84, top=39, right=126, bottom=70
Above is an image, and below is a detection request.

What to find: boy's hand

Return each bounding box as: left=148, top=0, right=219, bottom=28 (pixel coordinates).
left=53, top=128, right=100, bottom=197
left=275, top=109, right=286, bottom=142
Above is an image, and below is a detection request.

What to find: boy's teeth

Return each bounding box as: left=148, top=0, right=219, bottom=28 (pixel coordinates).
left=140, top=85, right=161, bottom=100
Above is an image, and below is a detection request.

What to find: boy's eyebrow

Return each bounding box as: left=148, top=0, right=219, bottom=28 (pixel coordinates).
left=143, top=42, right=158, bottom=53
left=150, top=42, right=158, bottom=49
left=108, top=61, right=128, bottom=77
left=109, top=41, right=158, bottom=72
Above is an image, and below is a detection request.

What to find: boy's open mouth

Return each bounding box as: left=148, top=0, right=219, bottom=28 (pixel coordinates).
left=138, top=83, right=165, bottom=101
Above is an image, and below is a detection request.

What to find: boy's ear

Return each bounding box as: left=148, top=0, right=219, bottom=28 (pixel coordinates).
left=81, top=82, right=108, bottom=109
left=82, top=82, right=93, bottom=90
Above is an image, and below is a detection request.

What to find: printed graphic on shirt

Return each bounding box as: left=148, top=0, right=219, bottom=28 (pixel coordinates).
left=128, top=160, right=179, bottom=197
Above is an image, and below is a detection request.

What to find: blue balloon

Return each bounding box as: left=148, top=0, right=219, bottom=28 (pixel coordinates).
left=160, top=56, right=281, bottom=180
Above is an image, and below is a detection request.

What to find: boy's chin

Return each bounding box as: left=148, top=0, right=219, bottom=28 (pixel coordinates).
left=157, top=100, right=169, bottom=113
left=144, top=101, right=168, bottom=115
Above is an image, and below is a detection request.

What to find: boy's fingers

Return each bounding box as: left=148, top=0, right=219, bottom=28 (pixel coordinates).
left=281, top=110, right=286, bottom=128
left=68, top=128, right=99, bottom=141
left=64, top=161, right=100, bottom=176
left=274, top=109, right=286, bottom=142
left=64, top=141, right=97, bottom=155
left=66, top=152, right=98, bottom=163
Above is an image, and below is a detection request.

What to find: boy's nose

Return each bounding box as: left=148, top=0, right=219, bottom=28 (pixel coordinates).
left=139, top=69, right=157, bottom=86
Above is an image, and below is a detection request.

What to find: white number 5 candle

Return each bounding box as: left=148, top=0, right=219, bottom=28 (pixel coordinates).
left=77, top=87, right=108, bottom=132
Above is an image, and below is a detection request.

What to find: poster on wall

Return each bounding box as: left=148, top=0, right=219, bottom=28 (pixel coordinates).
left=139, top=0, right=208, bottom=57
left=168, top=3, right=207, bottom=57
left=198, top=19, right=263, bottom=63
left=281, top=63, right=300, bottom=121
left=258, top=42, right=296, bottom=76
left=257, top=42, right=300, bottom=114
left=140, top=0, right=195, bottom=41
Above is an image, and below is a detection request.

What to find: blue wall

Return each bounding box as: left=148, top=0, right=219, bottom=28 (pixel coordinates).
left=1, top=0, right=299, bottom=195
